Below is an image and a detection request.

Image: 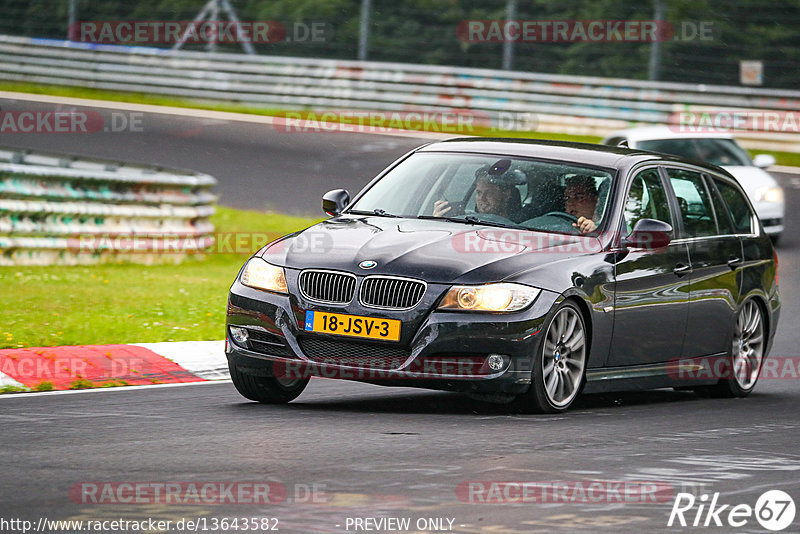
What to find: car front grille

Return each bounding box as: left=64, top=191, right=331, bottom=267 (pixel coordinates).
left=298, top=336, right=410, bottom=370
left=299, top=270, right=357, bottom=304
left=359, top=276, right=426, bottom=310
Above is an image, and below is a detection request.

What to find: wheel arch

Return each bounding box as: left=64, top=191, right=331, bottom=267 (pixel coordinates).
left=744, top=292, right=771, bottom=352
left=562, top=294, right=594, bottom=360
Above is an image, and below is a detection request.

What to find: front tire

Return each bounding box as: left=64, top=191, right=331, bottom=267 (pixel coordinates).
left=229, top=362, right=309, bottom=403
left=703, top=299, right=766, bottom=398
left=513, top=301, right=588, bottom=413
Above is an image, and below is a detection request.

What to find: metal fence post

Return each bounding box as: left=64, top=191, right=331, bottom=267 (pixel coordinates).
left=502, top=0, right=517, bottom=71
left=358, top=0, right=371, bottom=61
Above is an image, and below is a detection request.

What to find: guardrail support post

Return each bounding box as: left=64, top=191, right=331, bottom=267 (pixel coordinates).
left=67, top=0, right=78, bottom=41
left=648, top=0, right=664, bottom=81
left=358, top=0, right=371, bottom=61
left=502, top=0, right=517, bottom=71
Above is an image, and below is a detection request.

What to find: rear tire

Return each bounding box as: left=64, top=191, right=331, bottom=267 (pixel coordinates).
left=702, top=299, right=766, bottom=398
left=512, top=301, right=588, bottom=413
left=229, top=362, right=309, bottom=403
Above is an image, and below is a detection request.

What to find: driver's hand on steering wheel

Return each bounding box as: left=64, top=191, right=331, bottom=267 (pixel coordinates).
left=573, top=216, right=597, bottom=234
left=433, top=200, right=452, bottom=217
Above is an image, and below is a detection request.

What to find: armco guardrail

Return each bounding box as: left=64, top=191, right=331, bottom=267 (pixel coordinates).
left=0, top=147, right=217, bottom=266
left=0, top=34, right=798, bottom=152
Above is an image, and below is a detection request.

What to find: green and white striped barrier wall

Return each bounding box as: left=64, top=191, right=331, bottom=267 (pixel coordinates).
left=0, top=148, right=217, bottom=265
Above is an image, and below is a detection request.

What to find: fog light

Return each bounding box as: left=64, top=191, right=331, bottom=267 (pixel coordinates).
left=230, top=326, right=249, bottom=345
left=487, top=354, right=506, bottom=371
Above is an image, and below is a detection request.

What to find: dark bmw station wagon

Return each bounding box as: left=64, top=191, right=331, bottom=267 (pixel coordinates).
left=226, top=139, right=780, bottom=413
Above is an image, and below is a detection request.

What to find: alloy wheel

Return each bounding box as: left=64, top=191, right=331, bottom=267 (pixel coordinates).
left=542, top=306, right=587, bottom=407
left=732, top=300, right=764, bottom=390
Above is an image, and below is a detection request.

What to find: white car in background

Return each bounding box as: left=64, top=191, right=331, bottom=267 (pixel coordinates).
left=602, top=126, right=785, bottom=242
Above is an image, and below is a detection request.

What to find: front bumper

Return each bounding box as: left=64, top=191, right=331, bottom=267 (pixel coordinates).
left=226, top=278, right=560, bottom=395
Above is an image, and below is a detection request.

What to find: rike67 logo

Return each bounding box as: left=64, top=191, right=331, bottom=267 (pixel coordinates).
left=668, top=490, right=795, bottom=531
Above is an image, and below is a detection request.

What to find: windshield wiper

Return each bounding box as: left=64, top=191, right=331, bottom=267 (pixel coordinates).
left=346, top=209, right=402, bottom=218
left=417, top=215, right=528, bottom=230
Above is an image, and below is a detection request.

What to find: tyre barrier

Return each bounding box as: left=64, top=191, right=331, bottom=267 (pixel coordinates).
left=0, top=148, right=217, bottom=265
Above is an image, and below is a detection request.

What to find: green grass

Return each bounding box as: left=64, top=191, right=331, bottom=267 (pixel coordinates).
left=34, top=381, right=54, bottom=392
left=749, top=149, right=800, bottom=167
left=0, top=81, right=287, bottom=117
left=1, top=384, right=30, bottom=393
left=0, top=206, right=321, bottom=349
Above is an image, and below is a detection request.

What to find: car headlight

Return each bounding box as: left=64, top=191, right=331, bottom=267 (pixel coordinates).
left=755, top=186, right=784, bottom=203
left=438, top=283, right=540, bottom=312
left=240, top=258, right=288, bottom=294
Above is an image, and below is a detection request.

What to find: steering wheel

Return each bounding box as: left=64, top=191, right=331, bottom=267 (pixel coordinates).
left=465, top=210, right=516, bottom=225
left=542, top=211, right=579, bottom=223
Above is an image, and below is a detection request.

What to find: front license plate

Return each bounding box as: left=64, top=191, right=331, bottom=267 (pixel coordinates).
left=304, top=311, right=401, bottom=342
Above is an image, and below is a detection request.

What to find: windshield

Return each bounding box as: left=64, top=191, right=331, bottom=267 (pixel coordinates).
left=637, top=138, right=752, bottom=166
left=348, top=152, right=615, bottom=235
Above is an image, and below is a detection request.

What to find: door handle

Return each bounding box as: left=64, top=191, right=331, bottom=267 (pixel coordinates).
left=674, top=263, right=692, bottom=277
left=727, top=256, right=743, bottom=270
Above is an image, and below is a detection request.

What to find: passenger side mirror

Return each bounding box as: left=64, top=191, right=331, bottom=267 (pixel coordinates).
left=623, top=218, right=672, bottom=250
left=752, top=154, right=776, bottom=169
left=322, top=189, right=350, bottom=216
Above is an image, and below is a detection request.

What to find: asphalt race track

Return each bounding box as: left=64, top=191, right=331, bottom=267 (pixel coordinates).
left=1, top=97, right=799, bottom=533
left=0, top=97, right=425, bottom=215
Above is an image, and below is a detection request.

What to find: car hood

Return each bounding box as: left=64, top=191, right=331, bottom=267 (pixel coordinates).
left=721, top=165, right=779, bottom=196
left=260, top=216, right=602, bottom=286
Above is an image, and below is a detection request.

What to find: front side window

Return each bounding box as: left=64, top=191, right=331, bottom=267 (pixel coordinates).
left=666, top=168, right=717, bottom=238
left=623, top=168, right=672, bottom=233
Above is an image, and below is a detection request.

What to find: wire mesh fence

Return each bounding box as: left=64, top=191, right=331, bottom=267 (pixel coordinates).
left=0, top=0, right=799, bottom=89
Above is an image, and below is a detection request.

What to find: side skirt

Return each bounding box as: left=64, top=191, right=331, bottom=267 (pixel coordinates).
left=583, top=353, right=727, bottom=394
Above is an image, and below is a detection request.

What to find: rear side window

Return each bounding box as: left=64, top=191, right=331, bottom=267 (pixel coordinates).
left=624, top=168, right=672, bottom=233
left=665, top=168, right=717, bottom=238
left=713, top=179, right=754, bottom=234
left=705, top=176, right=736, bottom=235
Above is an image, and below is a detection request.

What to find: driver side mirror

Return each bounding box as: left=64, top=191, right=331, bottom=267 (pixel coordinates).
left=322, top=189, right=350, bottom=216
left=623, top=218, right=672, bottom=250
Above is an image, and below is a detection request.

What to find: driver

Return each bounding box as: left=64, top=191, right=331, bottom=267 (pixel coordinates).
left=564, top=175, right=600, bottom=234
left=433, top=167, right=524, bottom=221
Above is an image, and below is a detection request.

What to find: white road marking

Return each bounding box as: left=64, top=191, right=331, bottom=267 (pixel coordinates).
left=0, top=91, right=451, bottom=140
left=133, top=340, right=229, bottom=380
left=771, top=165, right=800, bottom=175
left=0, top=379, right=231, bottom=399
left=0, top=370, right=26, bottom=389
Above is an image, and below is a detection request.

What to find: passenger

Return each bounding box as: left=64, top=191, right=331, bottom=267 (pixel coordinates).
left=433, top=167, right=524, bottom=221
